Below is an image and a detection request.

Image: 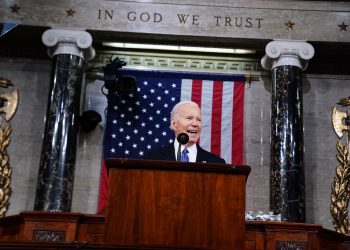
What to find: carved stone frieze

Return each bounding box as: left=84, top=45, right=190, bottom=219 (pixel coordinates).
left=0, top=0, right=349, bottom=42
left=91, top=51, right=262, bottom=73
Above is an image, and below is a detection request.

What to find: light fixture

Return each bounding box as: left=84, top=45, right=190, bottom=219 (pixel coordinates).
left=102, top=42, right=255, bottom=55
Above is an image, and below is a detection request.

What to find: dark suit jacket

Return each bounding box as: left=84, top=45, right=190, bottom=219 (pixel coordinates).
left=143, top=143, right=226, bottom=164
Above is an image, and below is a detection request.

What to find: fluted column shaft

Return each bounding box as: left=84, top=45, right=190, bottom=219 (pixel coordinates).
left=261, top=40, right=314, bottom=222
left=34, top=29, right=95, bottom=212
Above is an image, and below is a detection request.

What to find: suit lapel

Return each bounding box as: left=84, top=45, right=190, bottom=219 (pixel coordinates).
left=195, top=145, right=206, bottom=163
left=167, top=143, right=177, bottom=161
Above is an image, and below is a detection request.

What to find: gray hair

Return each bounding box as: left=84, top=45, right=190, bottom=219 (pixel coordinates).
left=170, top=101, right=200, bottom=130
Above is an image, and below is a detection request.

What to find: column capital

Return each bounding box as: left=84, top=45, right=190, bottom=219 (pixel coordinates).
left=42, top=28, right=95, bottom=61
left=261, top=40, right=314, bottom=71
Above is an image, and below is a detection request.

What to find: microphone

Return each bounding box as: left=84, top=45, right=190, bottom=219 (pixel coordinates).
left=176, top=133, right=189, bottom=161
left=177, top=133, right=189, bottom=145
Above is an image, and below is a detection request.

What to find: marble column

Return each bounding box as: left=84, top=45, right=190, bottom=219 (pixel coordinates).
left=34, top=29, right=95, bottom=212
left=261, top=40, right=314, bottom=222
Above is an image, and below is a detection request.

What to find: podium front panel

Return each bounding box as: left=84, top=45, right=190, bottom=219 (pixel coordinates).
left=104, top=159, right=250, bottom=250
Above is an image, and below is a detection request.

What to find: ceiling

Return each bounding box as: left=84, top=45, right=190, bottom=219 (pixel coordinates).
left=0, top=25, right=349, bottom=75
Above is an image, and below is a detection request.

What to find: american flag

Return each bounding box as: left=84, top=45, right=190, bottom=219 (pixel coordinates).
left=98, top=69, right=245, bottom=212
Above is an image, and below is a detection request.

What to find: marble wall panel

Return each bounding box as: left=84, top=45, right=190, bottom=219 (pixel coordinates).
left=0, top=59, right=51, bottom=215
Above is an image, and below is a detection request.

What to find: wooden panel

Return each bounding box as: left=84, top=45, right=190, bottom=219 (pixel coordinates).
left=0, top=215, right=23, bottom=241
left=245, top=221, right=350, bottom=250
left=0, top=241, right=215, bottom=249
left=245, top=230, right=265, bottom=250
left=77, top=215, right=105, bottom=242
left=104, top=159, right=250, bottom=250
left=1, top=212, right=350, bottom=249
left=19, top=212, right=83, bottom=241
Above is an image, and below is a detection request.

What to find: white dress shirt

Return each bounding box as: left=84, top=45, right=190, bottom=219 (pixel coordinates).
left=174, top=139, right=197, bottom=162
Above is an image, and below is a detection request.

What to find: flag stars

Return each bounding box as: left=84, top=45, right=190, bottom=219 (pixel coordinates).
left=106, top=75, right=225, bottom=160
left=111, top=148, right=116, bottom=153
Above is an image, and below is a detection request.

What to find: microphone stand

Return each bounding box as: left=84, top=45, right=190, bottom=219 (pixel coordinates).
left=176, top=133, right=189, bottom=161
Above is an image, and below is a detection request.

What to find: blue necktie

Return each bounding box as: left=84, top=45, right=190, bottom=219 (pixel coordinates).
left=181, top=148, right=189, bottom=162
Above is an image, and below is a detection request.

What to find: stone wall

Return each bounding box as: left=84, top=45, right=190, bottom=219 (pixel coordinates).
left=0, top=57, right=348, bottom=230
left=1, top=0, right=349, bottom=42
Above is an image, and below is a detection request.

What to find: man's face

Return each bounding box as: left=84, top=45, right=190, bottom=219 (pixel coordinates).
left=171, top=103, right=202, bottom=146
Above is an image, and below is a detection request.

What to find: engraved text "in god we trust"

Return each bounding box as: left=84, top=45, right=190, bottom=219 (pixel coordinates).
left=98, top=10, right=264, bottom=29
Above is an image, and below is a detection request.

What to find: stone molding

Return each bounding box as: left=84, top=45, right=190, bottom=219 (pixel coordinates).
left=261, top=40, right=314, bottom=70
left=1, top=0, right=349, bottom=43
left=91, top=51, right=262, bottom=73
left=42, top=29, right=95, bottom=60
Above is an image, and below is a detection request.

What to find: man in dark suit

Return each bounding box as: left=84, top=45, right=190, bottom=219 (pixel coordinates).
left=143, top=101, right=225, bottom=164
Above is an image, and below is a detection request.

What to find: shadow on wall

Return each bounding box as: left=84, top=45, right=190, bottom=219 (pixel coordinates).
left=302, top=77, right=315, bottom=225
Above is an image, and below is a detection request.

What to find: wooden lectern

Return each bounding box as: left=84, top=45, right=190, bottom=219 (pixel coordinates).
left=104, top=158, right=250, bottom=250
left=1, top=159, right=350, bottom=249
